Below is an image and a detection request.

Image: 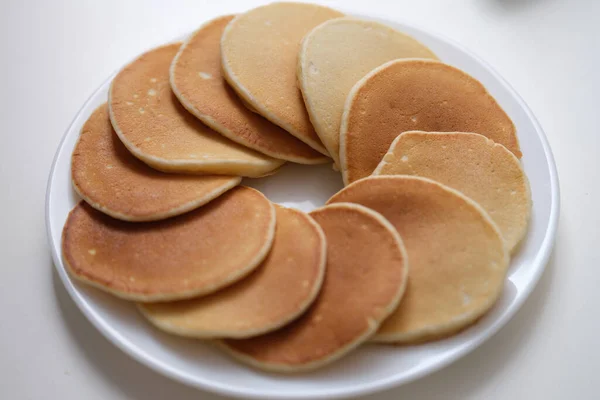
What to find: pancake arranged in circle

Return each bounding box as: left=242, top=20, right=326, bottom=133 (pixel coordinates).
left=72, top=104, right=241, bottom=222
left=221, top=2, right=344, bottom=155
left=298, top=17, right=438, bottom=166
left=139, top=205, right=326, bottom=339
left=328, top=176, right=508, bottom=343
left=109, top=43, right=283, bottom=177
left=221, top=203, right=408, bottom=371
left=62, top=187, right=276, bottom=302
left=340, top=59, right=520, bottom=184
left=374, top=131, right=531, bottom=252
left=171, top=16, right=327, bottom=165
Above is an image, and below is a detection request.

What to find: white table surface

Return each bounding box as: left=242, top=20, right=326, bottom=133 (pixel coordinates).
left=1, top=0, right=597, bottom=398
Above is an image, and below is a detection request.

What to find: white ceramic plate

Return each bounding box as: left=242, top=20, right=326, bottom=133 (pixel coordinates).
left=46, top=14, right=559, bottom=400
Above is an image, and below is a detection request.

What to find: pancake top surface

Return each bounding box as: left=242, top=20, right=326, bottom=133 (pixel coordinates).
left=298, top=17, right=438, bottom=165
left=139, top=205, right=326, bottom=338
left=62, top=187, right=276, bottom=302
left=109, top=43, right=283, bottom=176
left=221, top=2, right=344, bottom=154
left=72, top=104, right=240, bottom=221
left=328, top=176, right=508, bottom=342
left=340, top=59, right=520, bottom=184
left=171, top=15, right=326, bottom=164
left=222, top=202, right=408, bottom=371
left=374, top=131, right=531, bottom=252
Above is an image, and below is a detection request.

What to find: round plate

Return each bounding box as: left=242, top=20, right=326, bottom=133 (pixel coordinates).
left=46, top=14, right=559, bottom=400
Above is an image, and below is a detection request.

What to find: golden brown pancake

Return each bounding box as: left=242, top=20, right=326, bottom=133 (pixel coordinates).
left=220, top=203, right=408, bottom=371
left=328, top=176, right=509, bottom=343
left=72, top=104, right=241, bottom=222
left=109, top=43, right=283, bottom=177
left=221, top=2, right=344, bottom=155
left=171, top=16, right=327, bottom=165
left=374, top=131, right=531, bottom=252
left=139, top=205, right=326, bottom=338
left=340, top=59, right=520, bottom=184
left=298, top=17, right=438, bottom=166
left=62, top=187, right=275, bottom=302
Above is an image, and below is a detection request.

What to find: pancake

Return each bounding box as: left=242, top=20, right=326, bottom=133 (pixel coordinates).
left=171, top=16, right=327, bottom=165
left=298, top=17, right=438, bottom=166
left=328, top=176, right=509, bottom=343
left=340, top=59, right=520, bottom=184
left=72, top=104, right=241, bottom=222
left=139, top=205, right=326, bottom=339
left=221, top=203, right=408, bottom=371
left=62, top=187, right=275, bottom=302
left=374, top=131, right=531, bottom=252
left=221, top=2, right=344, bottom=155
left=109, top=43, right=283, bottom=177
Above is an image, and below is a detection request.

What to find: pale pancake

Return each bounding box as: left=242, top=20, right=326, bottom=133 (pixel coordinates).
left=221, top=203, right=408, bottom=371
left=171, top=16, right=327, bottom=165
left=62, top=187, right=275, bottom=302
left=374, top=131, right=531, bottom=252
left=72, top=104, right=240, bottom=222
left=109, top=43, right=283, bottom=177
left=221, top=2, right=344, bottom=155
left=328, top=176, right=509, bottom=343
left=340, top=59, right=520, bottom=184
left=298, top=17, right=438, bottom=165
left=139, top=205, right=326, bottom=339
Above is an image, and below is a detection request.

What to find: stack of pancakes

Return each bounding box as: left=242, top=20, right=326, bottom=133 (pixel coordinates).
left=62, top=2, right=531, bottom=372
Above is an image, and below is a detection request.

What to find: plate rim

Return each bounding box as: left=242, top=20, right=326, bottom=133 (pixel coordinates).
left=45, top=15, right=560, bottom=400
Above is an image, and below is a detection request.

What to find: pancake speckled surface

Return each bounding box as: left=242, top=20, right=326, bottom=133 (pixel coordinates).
left=171, top=16, right=327, bottom=165
left=340, top=59, right=520, bottom=184
left=62, top=187, right=275, bottom=302
left=328, top=176, right=508, bottom=343
left=72, top=104, right=240, bottom=222
left=139, top=205, right=326, bottom=339
left=374, top=131, right=531, bottom=252
left=109, top=43, right=283, bottom=177
left=220, top=203, right=408, bottom=371
left=298, top=17, right=438, bottom=165
left=221, top=2, right=344, bottom=155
